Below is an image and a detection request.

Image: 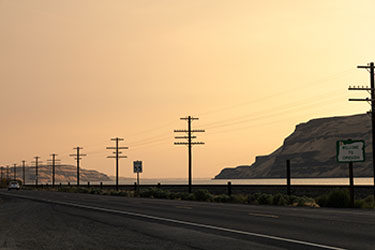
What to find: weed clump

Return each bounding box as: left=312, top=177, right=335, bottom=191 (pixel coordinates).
left=316, top=189, right=350, bottom=208
left=193, top=189, right=213, bottom=202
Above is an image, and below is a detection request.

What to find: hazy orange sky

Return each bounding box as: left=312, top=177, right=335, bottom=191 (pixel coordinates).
left=1, top=0, right=375, bottom=180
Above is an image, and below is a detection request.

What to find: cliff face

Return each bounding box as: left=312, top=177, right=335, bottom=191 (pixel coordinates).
left=215, top=114, right=373, bottom=179
left=11, top=164, right=111, bottom=184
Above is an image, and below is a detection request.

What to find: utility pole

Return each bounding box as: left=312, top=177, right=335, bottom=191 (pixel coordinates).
left=31, top=157, right=41, bottom=187
left=13, top=163, right=16, bottom=180
left=47, top=154, right=60, bottom=187
left=174, top=116, right=205, bottom=193
left=70, top=147, right=86, bottom=186
left=1, top=166, right=3, bottom=182
left=6, top=165, right=9, bottom=182
left=107, top=137, right=128, bottom=191
left=22, top=160, right=26, bottom=185
left=349, top=62, right=375, bottom=202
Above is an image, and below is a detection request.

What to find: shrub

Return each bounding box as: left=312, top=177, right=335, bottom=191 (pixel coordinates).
left=213, top=194, right=231, bottom=203
left=315, top=193, right=328, bottom=207
left=139, top=188, right=155, bottom=198
left=316, top=189, right=350, bottom=208
left=272, top=193, right=288, bottom=206
left=193, top=189, right=213, bottom=202
left=139, top=188, right=170, bottom=199
left=112, top=191, right=122, bottom=196
left=178, top=192, right=195, bottom=201
left=89, top=188, right=103, bottom=195
left=153, top=189, right=170, bottom=199
left=362, top=195, right=375, bottom=208
left=293, top=196, right=316, bottom=207
left=355, top=195, right=374, bottom=209
left=248, top=193, right=261, bottom=205
left=257, top=193, right=273, bottom=205
left=230, top=194, right=248, bottom=204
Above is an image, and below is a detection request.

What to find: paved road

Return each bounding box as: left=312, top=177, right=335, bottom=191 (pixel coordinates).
left=0, top=190, right=374, bottom=250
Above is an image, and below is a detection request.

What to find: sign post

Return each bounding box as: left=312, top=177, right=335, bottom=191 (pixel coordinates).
left=336, top=139, right=365, bottom=207
left=133, top=161, right=143, bottom=192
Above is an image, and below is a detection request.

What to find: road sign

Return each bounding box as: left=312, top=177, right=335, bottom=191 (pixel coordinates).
left=336, top=140, right=365, bottom=163
left=133, top=161, right=143, bottom=173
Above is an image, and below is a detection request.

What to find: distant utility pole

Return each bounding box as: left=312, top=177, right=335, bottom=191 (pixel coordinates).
left=13, top=163, right=16, bottom=180
left=31, top=157, right=41, bottom=186
left=22, top=160, right=26, bottom=185
left=47, top=154, right=60, bottom=187
left=107, top=137, right=128, bottom=191
left=348, top=62, right=375, bottom=202
left=70, top=147, right=86, bottom=186
left=174, top=116, right=205, bottom=193
left=6, top=165, right=9, bottom=182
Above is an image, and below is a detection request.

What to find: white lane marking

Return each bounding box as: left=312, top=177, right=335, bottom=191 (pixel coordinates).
left=175, top=206, right=193, bottom=210
left=0, top=192, right=346, bottom=250
left=248, top=212, right=279, bottom=218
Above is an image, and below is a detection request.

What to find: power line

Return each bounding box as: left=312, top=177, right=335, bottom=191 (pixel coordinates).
left=207, top=101, right=348, bottom=136
left=200, top=93, right=349, bottom=132
left=102, top=93, right=350, bottom=153
left=197, top=68, right=356, bottom=117
left=200, top=90, right=349, bottom=129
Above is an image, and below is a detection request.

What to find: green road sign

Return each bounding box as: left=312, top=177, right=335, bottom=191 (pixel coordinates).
left=336, top=140, right=365, bottom=163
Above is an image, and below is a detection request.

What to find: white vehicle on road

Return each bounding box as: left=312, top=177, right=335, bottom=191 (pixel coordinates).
left=8, top=181, right=20, bottom=190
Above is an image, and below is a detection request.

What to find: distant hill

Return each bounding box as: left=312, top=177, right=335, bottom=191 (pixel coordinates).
left=215, top=114, right=373, bottom=179
left=9, top=164, right=111, bottom=184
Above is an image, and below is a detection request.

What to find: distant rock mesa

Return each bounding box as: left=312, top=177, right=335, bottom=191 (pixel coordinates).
left=215, top=114, right=373, bottom=179
left=16, top=164, right=111, bottom=184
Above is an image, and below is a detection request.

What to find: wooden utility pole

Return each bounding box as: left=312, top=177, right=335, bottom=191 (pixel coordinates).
left=6, top=165, right=9, bottom=182
left=31, top=157, right=41, bottom=186
left=0, top=166, right=4, bottom=181
left=22, top=160, right=26, bottom=185
left=107, top=137, right=128, bottom=191
left=348, top=62, right=375, bottom=202
left=13, top=163, right=16, bottom=180
left=174, top=116, right=205, bottom=193
left=70, top=147, right=86, bottom=186
left=47, top=154, right=60, bottom=187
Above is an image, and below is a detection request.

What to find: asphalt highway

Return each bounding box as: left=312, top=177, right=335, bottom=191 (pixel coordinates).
left=0, top=189, right=374, bottom=250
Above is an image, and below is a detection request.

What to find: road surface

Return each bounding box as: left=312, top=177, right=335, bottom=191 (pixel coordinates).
left=0, top=189, right=374, bottom=250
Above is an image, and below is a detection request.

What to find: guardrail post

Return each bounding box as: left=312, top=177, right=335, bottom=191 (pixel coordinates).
left=227, top=181, right=232, bottom=196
